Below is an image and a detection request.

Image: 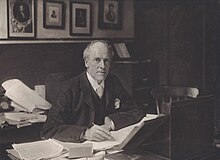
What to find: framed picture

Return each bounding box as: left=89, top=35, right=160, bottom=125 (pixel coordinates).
left=70, top=2, right=91, bottom=36
left=43, top=0, right=65, bottom=29
left=98, top=0, right=122, bottom=29
left=7, top=0, right=35, bottom=38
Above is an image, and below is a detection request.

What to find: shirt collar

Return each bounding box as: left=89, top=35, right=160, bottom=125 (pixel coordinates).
left=86, top=72, right=104, bottom=91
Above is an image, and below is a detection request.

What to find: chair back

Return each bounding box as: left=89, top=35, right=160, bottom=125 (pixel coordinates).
left=151, top=86, right=199, bottom=115
left=45, top=72, right=78, bottom=104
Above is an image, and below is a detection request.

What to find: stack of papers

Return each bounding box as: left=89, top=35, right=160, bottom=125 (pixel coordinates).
left=8, top=139, right=105, bottom=160
left=12, top=139, right=65, bottom=160
left=1, top=79, right=52, bottom=113
left=4, top=112, right=47, bottom=123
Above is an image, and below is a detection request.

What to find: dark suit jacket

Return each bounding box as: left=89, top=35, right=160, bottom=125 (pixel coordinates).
left=40, top=72, right=144, bottom=142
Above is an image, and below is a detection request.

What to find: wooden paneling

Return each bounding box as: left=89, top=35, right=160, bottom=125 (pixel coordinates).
left=0, top=43, right=86, bottom=90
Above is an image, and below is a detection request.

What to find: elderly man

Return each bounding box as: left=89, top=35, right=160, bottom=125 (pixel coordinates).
left=40, top=40, right=144, bottom=142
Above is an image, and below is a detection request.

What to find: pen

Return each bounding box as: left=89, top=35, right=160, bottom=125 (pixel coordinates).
left=17, top=123, right=32, bottom=128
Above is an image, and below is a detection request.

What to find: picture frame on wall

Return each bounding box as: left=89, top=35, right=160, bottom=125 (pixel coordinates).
left=98, top=0, right=122, bottom=29
left=70, top=2, right=91, bottom=36
left=7, top=0, right=36, bottom=38
left=43, top=0, right=65, bottom=29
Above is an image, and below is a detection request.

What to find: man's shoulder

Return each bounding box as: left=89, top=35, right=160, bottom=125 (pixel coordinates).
left=63, top=72, right=85, bottom=85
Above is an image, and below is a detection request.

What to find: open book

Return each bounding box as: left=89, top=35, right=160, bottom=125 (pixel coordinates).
left=1, top=79, right=51, bottom=113
left=84, top=114, right=158, bottom=151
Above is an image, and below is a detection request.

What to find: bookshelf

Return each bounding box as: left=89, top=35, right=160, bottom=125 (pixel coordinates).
left=111, top=59, right=159, bottom=114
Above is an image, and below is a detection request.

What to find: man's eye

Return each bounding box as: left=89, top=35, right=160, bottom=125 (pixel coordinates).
left=104, top=59, right=110, bottom=63
left=95, top=58, right=101, bottom=62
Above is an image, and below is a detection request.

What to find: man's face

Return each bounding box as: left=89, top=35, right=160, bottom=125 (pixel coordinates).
left=20, top=5, right=24, bottom=12
left=85, top=42, right=112, bottom=83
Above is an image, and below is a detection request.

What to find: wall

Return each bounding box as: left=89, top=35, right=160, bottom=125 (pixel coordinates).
left=0, top=0, right=135, bottom=92
left=0, top=0, right=134, bottom=39
left=135, top=1, right=208, bottom=92
left=0, top=43, right=87, bottom=91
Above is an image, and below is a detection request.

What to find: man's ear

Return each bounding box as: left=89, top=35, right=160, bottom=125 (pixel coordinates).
left=84, top=59, right=88, bottom=68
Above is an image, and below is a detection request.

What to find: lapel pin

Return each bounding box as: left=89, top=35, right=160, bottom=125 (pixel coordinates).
left=114, top=98, right=120, bottom=109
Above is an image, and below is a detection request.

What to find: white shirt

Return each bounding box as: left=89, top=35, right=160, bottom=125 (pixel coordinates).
left=86, top=72, right=115, bottom=130
left=86, top=72, right=104, bottom=92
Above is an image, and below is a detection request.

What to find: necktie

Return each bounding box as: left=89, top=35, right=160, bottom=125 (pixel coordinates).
left=96, top=85, right=104, bottom=98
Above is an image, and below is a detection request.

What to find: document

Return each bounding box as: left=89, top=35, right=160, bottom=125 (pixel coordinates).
left=12, top=139, right=64, bottom=160
left=84, top=114, right=158, bottom=151
left=2, top=79, right=52, bottom=112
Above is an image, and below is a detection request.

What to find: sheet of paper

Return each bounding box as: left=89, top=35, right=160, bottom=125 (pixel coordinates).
left=12, top=139, right=64, bottom=160
left=2, top=79, right=51, bottom=112
left=11, top=101, right=28, bottom=112
left=84, top=140, right=120, bottom=151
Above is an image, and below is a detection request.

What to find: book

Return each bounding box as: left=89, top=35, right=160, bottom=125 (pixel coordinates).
left=1, top=79, right=51, bottom=112
left=84, top=114, right=158, bottom=151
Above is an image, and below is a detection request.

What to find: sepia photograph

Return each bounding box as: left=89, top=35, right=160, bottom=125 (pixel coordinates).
left=1, top=0, right=220, bottom=160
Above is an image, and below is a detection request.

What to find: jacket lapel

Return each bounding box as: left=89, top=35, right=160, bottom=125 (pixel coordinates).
left=105, top=75, right=113, bottom=109
left=79, top=72, right=95, bottom=110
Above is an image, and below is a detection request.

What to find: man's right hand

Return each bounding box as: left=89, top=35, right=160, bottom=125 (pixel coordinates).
left=82, top=124, right=114, bottom=141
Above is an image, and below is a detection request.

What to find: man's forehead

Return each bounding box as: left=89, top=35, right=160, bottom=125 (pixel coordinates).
left=90, top=43, right=110, bottom=55
left=90, top=42, right=109, bottom=50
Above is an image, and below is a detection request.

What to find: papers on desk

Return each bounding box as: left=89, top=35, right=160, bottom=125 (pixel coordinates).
left=4, top=112, right=47, bottom=124
left=84, top=114, right=158, bottom=151
left=8, top=139, right=104, bottom=160
left=7, top=114, right=158, bottom=160
left=12, top=139, right=65, bottom=160
left=1, top=79, right=51, bottom=113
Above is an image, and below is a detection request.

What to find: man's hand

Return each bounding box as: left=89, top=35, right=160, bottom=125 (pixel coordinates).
left=82, top=124, right=114, bottom=142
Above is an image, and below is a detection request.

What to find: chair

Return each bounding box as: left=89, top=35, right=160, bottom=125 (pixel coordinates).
left=151, top=85, right=199, bottom=115
left=45, top=72, right=77, bottom=104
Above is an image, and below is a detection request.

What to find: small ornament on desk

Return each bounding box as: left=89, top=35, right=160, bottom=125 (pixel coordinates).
left=0, top=95, right=14, bottom=112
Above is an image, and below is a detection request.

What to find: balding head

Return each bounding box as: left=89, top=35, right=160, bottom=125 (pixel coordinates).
left=83, top=40, right=114, bottom=61
left=83, top=40, right=114, bottom=83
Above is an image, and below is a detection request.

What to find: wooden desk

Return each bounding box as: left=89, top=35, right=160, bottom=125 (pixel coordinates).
left=171, top=95, right=218, bottom=160
left=106, top=148, right=169, bottom=160
left=4, top=116, right=169, bottom=160
left=7, top=149, right=169, bottom=160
